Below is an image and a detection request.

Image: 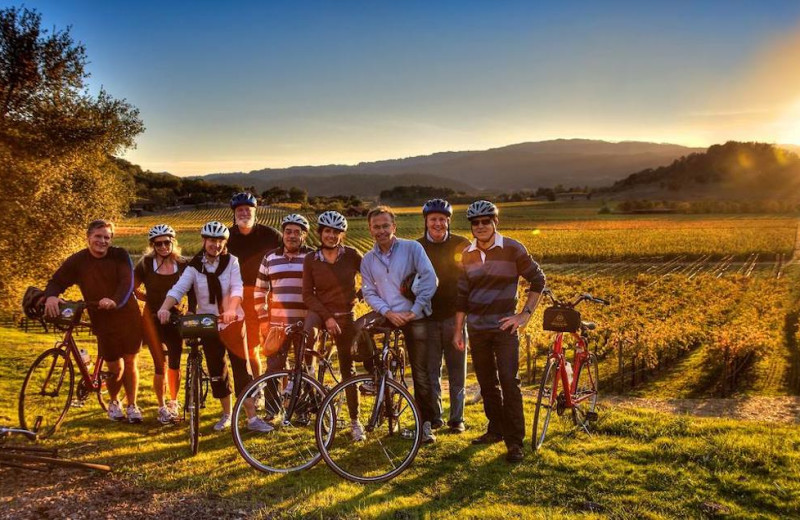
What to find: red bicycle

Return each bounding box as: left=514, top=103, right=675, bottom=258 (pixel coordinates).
left=531, top=288, right=609, bottom=450
left=18, top=300, right=112, bottom=439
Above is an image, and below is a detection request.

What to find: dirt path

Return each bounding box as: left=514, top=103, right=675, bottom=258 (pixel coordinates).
left=602, top=395, right=800, bottom=424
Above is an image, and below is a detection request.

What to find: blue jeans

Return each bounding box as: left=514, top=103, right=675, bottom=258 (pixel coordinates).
left=468, top=327, right=524, bottom=448
left=425, top=317, right=466, bottom=426
left=403, top=320, right=438, bottom=424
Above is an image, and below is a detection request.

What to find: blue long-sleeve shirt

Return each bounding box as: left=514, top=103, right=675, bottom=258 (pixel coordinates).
left=360, top=238, right=437, bottom=319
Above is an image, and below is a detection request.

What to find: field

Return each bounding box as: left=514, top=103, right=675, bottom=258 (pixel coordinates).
left=1, top=327, right=799, bottom=519
left=3, top=201, right=800, bottom=518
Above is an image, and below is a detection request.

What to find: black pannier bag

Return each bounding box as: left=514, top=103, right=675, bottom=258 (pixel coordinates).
left=542, top=306, right=582, bottom=333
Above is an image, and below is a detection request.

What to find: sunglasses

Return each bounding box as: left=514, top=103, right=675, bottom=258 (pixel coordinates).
left=470, top=218, right=493, bottom=227
left=153, top=240, right=172, bottom=247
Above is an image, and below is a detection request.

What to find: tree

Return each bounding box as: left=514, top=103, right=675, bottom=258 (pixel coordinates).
left=0, top=6, right=144, bottom=311
left=288, top=186, right=307, bottom=204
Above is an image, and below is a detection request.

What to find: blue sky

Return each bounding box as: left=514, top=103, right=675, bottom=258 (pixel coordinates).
left=20, top=1, right=800, bottom=175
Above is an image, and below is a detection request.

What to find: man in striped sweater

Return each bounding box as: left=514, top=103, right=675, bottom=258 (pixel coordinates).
left=254, top=214, right=313, bottom=373
left=453, top=200, right=546, bottom=463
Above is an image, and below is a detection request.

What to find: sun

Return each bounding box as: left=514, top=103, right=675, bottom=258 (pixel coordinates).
left=775, top=97, right=800, bottom=146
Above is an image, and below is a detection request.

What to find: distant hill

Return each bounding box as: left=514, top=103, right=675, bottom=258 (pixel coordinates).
left=606, top=141, right=800, bottom=200
left=199, top=139, right=702, bottom=195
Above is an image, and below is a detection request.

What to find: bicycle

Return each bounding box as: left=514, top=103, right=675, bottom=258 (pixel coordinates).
left=170, top=313, right=213, bottom=455
left=18, top=301, right=114, bottom=439
left=232, top=321, right=340, bottom=473
left=532, top=288, right=610, bottom=451
left=0, top=426, right=111, bottom=472
left=315, top=315, right=421, bottom=484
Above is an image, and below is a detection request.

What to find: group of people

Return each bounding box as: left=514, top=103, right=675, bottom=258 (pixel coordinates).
left=42, top=193, right=545, bottom=463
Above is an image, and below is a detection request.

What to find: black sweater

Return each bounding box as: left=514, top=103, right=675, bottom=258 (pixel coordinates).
left=418, top=233, right=471, bottom=320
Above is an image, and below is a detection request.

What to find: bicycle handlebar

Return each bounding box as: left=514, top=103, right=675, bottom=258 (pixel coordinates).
left=0, top=427, right=38, bottom=441
left=542, top=288, right=610, bottom=308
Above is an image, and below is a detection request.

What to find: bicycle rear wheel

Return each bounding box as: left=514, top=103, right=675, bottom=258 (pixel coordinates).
left=187, top=358, right=201, bottom=455
left=19, top=348, right=74, bottom=439
left=232, top=371, right=330, bottom=473
left=316, top=375, right=421, bottom=484
left=572, top=353, right=598, bottom=432
left=532, top=358, right=558, bottom=451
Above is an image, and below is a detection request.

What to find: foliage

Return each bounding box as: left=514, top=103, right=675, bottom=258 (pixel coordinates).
left=0, top=6, right=143, bottom=311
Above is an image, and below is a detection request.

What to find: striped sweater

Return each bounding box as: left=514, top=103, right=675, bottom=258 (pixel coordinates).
left=455, top=233, right=546, bottom=331
left=254, top=245, right=313, bottom=326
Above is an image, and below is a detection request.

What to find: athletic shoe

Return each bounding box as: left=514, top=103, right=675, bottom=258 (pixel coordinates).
left=431, top=419, right=444, bottom=430
left=126, top=404, right=143, bottom=424
left=506, top=444, right=525, bottom=463
left=247, top=416, right=274, bottom=433
left=157, top=405, right=174, bottom=425
left=421, top=421, right=436, bottom=444
left=471, top=431, right=504, bottom=445
left=350, top=420, right=367, bottom=442
left=166, top=399, right=181, bottom=418
left=107, top=400, right=125, bottom=421
left=213, top=413, right=232, bottom=431
left=448, top=421, right=466, bottom=434
left=359, top=381, right=376, bottom=395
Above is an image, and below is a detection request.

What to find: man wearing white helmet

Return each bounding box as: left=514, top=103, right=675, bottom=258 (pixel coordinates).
left=133, top=224, right=189, bottom=424
left=227, top=192, right=281, bottom=379
left=254, top=214, right=313, bottom=376
left=302, top=211, right=366, bottom=440
left=158, top=221, right=271, bottom=433
left=454, top=200, right=546, bottom=463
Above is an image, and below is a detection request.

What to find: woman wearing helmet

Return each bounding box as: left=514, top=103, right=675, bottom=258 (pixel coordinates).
left=454, top=200, right=546, bottom=463
left=418, top=199, right=471, bottom=433
left=227, top=192, right=281, bottom=381
left=158, top=221, right=271, bottom=433
left=254, top=214, right=313, bottom=376
left=301, top=211, right=366, bottom=440
left=133, top=224, right=189, bottom=424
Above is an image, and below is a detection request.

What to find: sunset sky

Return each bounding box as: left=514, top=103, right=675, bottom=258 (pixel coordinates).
left=23, top=1, right=800, bottom=176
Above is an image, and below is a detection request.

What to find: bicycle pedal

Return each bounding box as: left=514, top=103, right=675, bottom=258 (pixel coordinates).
left=585, top=411, right=599, bottom=422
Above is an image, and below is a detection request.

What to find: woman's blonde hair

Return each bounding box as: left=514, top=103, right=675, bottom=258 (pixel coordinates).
left=143, top=237, right=182, bottom=260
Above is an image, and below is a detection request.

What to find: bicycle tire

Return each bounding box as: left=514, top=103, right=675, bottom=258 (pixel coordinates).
left=232, top=371, right=330, bottom=473
left=0, top=451, right=111, bottom=472
left=532, top=358, right=558, bottom=451
left=187, top=357, right=201, bottom=455
left=572, top=352, right=598, bottom=431
left=19, top=348, right=74, bottom=439
left=316, top=375, right=421, bottom=484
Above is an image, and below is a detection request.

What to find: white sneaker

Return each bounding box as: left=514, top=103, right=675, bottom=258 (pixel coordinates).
left=351, top=419, right=367, bottom=442
left=157, top=406, right=174, bottom=425
left=107, top=400, right=125, bottom=421
left=421, top=421, right=436, bottom=444
left=213, top=413, right=231, bottom=431
left=247, top=416, right=274, bottom=433
left=126, top=404, right=143, bottom=424
left=166, top=399, right=181, bottom=418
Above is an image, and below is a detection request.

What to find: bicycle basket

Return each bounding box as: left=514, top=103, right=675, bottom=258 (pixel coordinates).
left=178, top=314, right=218, bottom=339
left=46, top=301, right=85, bottom=326
left=21, top=286, right=46, bottom=319
left=542, top=306, right=581, bottom=333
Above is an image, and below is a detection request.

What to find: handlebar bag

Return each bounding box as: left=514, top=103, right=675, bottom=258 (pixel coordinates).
left=178, top=314, right=218, bottom=339
left=542, top=306, right=581, bottom=333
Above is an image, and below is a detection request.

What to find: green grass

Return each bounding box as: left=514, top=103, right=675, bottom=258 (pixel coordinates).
left=3, top=326, right=799, bottom=518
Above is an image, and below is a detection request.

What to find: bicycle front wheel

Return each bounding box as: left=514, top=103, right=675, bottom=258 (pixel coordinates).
left=572, top=353, right=598, bottom=431
left=532, top=358, right=558, bottom=451
left=187, top=358, right=202, bottom=455
left=232, top=371, right=329, bottom=473
left=316, top=375, right=421, bottom=484
left=19, top=348, right=74, bottom=439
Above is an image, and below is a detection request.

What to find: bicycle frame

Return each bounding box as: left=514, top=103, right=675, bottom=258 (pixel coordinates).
left=367, top=328, right=404, bottom=431
left=547, top=331, right=592, bottom=410
left=282, top=326, right=338, bottom=424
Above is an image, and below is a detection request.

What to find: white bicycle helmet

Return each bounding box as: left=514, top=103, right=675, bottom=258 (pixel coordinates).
left=148, top=224, right=176, bottom=241
left=281, top=214, right=310, bottom=231
left=200, top=221, right=230, bottom=239
left=466, top=200, right=499, bottom=220
left=317, top=211, right=348, bottom=232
